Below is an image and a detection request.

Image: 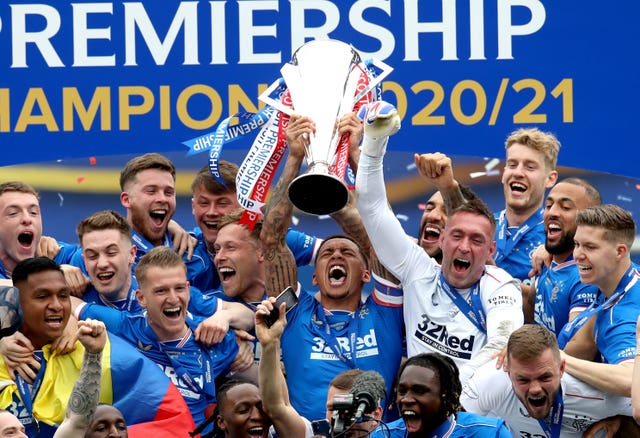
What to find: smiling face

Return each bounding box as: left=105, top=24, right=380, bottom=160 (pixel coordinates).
left=192, top=184, right=240, bottom=249
left=218, top=383, right=270, bottom=438
left=136, top=265, right=189, bottom=341
left=508, top=348, right=564, bottom=420
left=0, top=191, right=42, bottom=275
left=543, top=182, right=591, bottom=259
left=17, top=269, right=70, bottom=349
left=440, top=211, right=495, bottom=289
left=213, top=223, right=265, bottom=303
left=85, top=405, right=128, bottom=438
left=82, top=229, right=136, bottom=300
left=502, top=143, right=557, bottom=219
left=312, top=237, right=370, bottom=311
left=396, top=365, right=446, bottom=436
left=573, top=225, right=624, bottom=294
left=120, top=169, right=176, bottom=246
left=418, top=192, right=447, bottom=261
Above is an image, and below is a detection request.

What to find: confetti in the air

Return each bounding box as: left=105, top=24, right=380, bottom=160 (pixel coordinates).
left=485, top=158, right=500, bottom=171
left=77, top=176, right=86, bottom=183
left=57, top=193, right=64, bottom=207
left=89, top=156, right=97, bottom=165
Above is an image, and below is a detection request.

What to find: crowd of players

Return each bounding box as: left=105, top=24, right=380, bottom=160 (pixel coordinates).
left=0, top=101, right=638, bottom=437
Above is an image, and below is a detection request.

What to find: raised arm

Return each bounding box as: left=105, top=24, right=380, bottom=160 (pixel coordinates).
left=54, top=319, right=107, bottom=437
left=256, top=299, right=307, bottom=438
left=414, top=152, right=465, bottom=213
left=260, top=115, right=311, bottom=296
left=331, top=112, right=399, bottom=285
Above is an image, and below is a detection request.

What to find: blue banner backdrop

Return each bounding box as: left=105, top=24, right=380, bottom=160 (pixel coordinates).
left=0, top=1, right=636, bottom=177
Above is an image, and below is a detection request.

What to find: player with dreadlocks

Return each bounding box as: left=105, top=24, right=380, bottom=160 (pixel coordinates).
left=371, top=353, right=511, bottom=437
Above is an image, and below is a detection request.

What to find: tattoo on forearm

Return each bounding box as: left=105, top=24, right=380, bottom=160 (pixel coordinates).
left=66, top=351, right=102, bottom=422
left=261, top=159, right=300, bottom=295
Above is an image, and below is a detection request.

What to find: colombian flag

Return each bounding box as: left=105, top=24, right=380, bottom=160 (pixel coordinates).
left=0, top=332, right=197, bottom=437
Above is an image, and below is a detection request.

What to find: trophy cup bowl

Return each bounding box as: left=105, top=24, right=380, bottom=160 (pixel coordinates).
left=282, top=39, right=361, bottom=216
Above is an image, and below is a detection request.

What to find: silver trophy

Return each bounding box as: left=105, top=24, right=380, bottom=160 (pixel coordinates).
left=259, top=39, right=392, bottom=215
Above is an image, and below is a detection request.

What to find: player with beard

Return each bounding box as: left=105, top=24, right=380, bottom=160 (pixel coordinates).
left=370, top=353, right=510, bottom=437
left=523, top=178, right=602, bottom=335
left=417, top=184, right=480, bottom=264
left=119, top=153, right=208, bottom=284
left=461, top=324, right=636, bottom=437
left=188, top=162, right=320, bottom=292
left=418, top=131, right=560, bottom=283
left=355, top=102, right=523, bottom=385
left=256, top=113, right=404, bottom=422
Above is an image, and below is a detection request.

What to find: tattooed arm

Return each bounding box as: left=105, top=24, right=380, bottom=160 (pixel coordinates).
left=54, top=319, right=107, bottom=437
left=260, top=114, right=311, bottom=296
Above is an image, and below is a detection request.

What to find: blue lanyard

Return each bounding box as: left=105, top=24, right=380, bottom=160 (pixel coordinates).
left=98, top=279, right=139, bottom=312
left=311, top=303, right=359, bottom=368
left=131, top=230, right=171, bottom=260
left=557, top=265, right=638, bottom=348
left=494, top=208, right=543, bottom=263
left=15, top=351, right=46, bottom=433
left=537, top=390, right=564, bottom=438
left=438, top=272, right=486, bottom=334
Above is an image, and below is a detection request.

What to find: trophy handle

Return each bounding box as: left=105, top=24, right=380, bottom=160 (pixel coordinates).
left=258, top=78, right=294, bottom=115
left=352, top=58, right=394, bottom=105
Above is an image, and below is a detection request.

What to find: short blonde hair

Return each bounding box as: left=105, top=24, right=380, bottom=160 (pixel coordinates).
left=135, top=246, right=186, bottom=288
left=505, top=128, right=561, bottom=170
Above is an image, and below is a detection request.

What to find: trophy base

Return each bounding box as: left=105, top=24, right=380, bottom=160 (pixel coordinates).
left=288, top=173, right=349, bottom=216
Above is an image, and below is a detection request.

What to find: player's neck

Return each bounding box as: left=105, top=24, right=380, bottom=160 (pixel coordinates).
left=552, top=250, right=572, bottom=264
left=103, top=277, right=132, bottom=303
left=506, top=205, right=540, bottom=227
left=599, top=259, right=632, bottom=297
left=319, top=292, right=360, bottom=312
left=241, top=281, right=267, bottom=304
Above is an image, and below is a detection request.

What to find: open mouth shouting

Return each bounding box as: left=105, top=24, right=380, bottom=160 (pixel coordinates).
left=163, top=305, right=183, bottom=321
left=96, top=271, right=115, bottom=282
left=45, top=314, right=65, bottom=331
left=219, top=266, right=236, bottom=283
left=421, top=224, right=442, bottom=245
left=149, top=209, right=168, bottom=227
left=328, top=264, right=347, bottom=286
left=525, top=394, right=550, bottom=418
left=17, top=230, right=34, bottom=249
left=452, top=258, right=471, bottom=273
left=510, top=181, right=527, bottom=195
left=545, top=222, right=562, bottom=240
left=401, top=410, right=422, bottom=433
left=246, top=426, right=266, bottom=437
left=203, top=220, right=218, bottom=231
